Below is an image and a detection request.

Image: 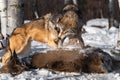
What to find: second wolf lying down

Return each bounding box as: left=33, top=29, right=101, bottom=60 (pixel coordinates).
left=1, top=13, right=61, bottom=65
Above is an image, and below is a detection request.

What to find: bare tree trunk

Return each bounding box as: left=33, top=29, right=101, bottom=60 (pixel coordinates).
left=64, top=0, right=78, bottom=5
left=108, top=0, right=114, bottom=29
left=117, top=0, right=120, bottom=48
left=7, top=0, right=24, bottom=35
left=0, top=0, right=7, bottom=38
left=32, top=0, right=39, bottom=18
left=0, top=10, right=1, bottom=33
left=73, top=0, right=78, bottom=6
left=118, top=0, right=120, bottom=8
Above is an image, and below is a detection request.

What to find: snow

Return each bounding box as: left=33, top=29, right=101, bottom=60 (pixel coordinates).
left=0, top=18, right=120, bottom=80
left=83, top=19, right=118, bottom=49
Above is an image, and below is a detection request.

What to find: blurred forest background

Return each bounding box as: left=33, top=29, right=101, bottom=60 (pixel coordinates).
left=0, top=0, right=120, bottom=38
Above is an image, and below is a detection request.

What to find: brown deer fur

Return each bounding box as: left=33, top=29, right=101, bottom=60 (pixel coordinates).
left=0, top=48, right=120, bottom=76
left=31, top=48, right=116, bottom=73
left=31, top=49, right=84, bottom=72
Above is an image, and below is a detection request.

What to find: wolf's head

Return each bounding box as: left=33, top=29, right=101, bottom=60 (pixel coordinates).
left=63, top=4, right=78, bottom=12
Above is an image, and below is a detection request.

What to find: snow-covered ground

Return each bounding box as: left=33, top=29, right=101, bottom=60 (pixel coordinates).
left=83, top=19, right=118, bottom=49
left=0, top=18, right=120, bottom=80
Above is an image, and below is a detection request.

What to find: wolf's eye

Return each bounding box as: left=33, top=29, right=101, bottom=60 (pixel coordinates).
left=54, top=27, right=60, bottom=34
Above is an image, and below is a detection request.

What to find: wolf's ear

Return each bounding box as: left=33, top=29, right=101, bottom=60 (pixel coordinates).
left=56, top=17, right=61, bottom=23
left=63, top=4, right=78, bottom=11
left=44, top=13, right=52, bottom=21
left=55, top=15, right=63, bottom=23
left=12, top=50, right=17, bottom=58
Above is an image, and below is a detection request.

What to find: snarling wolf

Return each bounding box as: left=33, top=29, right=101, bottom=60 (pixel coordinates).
left=52, top=4, right=84, bottom=48
left=1, top=13, right=61, bottom=65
